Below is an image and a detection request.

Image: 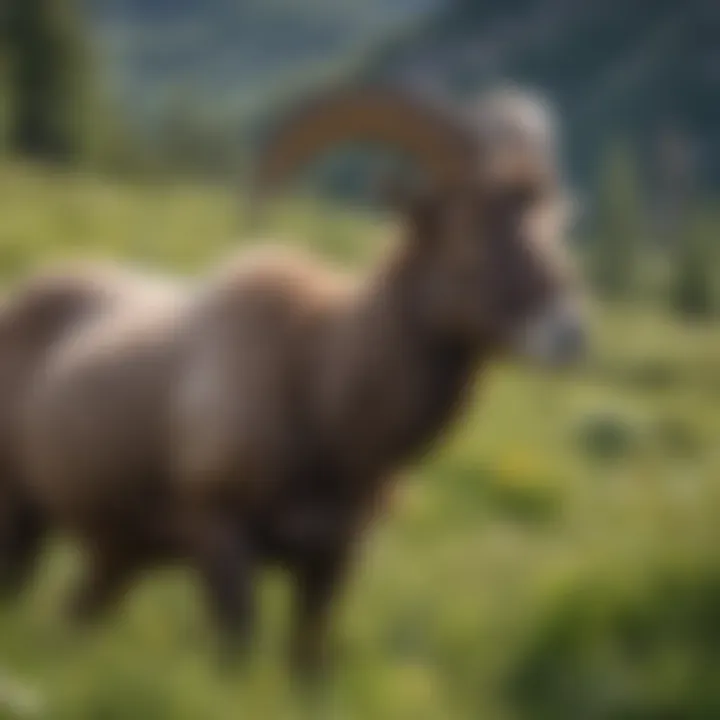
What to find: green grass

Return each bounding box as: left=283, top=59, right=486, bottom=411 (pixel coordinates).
left=0, top=163, right=719, bottom=719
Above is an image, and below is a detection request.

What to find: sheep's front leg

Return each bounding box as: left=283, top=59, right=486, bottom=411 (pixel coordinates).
left=290, top=545, right=350, bottom=678
left=0, top=495, right=46, bottom=601
left=67, top=541, right=140, bottom=622
left=192, top=515, right=256, bottom=665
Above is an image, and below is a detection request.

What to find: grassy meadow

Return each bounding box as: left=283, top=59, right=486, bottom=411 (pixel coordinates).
left=0, top=163, right=719, bottom=719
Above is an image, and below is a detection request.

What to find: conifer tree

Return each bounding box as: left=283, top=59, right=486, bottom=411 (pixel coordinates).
left=8, top=0, right=89, bottom=162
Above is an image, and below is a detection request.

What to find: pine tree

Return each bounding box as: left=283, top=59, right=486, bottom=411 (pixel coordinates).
left=592, top=141, right=646, bottom=298
left=670, top=210, right=717, bottom=318
left=0, top=44, right=11, bottom=156
left=8, top=0, right=90, bottom=162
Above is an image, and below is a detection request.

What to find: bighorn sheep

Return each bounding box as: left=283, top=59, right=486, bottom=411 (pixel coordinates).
left=0, top=85, right=585, bottom=672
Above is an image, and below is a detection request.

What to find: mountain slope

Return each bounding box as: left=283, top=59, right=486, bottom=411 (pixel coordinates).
left=360, top=0, right=718, bottom=187
left=88, top=0, right=718, bottom=189
left=90, top=0, right=438, bottom=119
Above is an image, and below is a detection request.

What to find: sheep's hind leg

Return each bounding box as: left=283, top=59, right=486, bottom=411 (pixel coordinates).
left=290, top=545, right=350, bottom=680
left=191, top=513, right=256, bottom=666
left=0, top=494, right=46, bottom=601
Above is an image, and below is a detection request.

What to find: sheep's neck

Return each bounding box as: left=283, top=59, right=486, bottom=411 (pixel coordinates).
left=326, top=245, right=483, bottom=480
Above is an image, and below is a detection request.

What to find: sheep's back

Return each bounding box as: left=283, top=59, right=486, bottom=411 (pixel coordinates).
left=14, top=268, right=186, bottom=532
left=0, top=264, right=174, bottom=478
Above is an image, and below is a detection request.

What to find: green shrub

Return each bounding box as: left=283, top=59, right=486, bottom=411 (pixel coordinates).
left=574, top=408, right=647, bottom=461
left=506, top=561, right=720, bottom=720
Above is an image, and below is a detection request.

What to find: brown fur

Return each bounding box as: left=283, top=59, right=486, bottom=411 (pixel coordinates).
left=0, top=263, right=179, bottom=595
left=0, top=124, right=578, bottom=674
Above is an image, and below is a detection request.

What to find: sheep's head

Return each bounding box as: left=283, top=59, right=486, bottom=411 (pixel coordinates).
left=252, top=84, right=586, bottom=367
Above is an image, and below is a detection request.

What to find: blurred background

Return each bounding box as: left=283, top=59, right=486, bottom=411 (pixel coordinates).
left=0, top=1, right=719, bottom=718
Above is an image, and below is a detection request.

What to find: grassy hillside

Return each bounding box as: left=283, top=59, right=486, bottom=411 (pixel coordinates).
left=0, top=164, right=719, bottom=719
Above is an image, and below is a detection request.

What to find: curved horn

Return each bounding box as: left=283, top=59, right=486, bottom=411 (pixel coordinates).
left=251, top=84, right=474, bottom=200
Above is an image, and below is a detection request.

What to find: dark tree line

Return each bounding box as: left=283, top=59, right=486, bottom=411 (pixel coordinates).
left=4, top=0, right=89, bottom=162
left=590, top=137, right=717, bottom=318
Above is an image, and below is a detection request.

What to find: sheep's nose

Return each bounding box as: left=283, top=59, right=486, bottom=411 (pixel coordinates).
left=514, top=298, right=588, bottom=368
